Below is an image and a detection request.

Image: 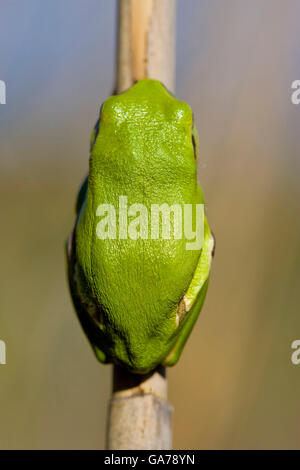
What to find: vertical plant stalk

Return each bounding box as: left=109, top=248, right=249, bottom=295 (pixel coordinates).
left=106, top=0, right=176, bottom=450
left=116, top=0, right=175, bottom=93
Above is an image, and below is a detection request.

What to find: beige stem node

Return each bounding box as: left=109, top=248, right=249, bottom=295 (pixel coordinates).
left=107, top=366, right=173, bottom=450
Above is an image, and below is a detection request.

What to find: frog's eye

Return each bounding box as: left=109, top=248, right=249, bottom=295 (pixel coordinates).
left=192, top=132, right=197, bottom=158
left=191, top=124, right=199, bottom=159
left=90, top=104, right=104, bottom=152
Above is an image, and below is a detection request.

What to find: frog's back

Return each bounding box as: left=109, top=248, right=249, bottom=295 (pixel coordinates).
left=76, top=79, right=202, bottom=372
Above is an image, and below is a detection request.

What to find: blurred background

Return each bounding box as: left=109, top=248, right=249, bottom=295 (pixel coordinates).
left=0, top=0, right=300, bottom=449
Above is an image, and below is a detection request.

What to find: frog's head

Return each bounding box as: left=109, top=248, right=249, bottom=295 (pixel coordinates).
left=92, top=79, right=198, bottom=164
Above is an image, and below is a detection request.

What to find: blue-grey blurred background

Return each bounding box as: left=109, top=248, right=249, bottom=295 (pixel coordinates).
left=0, top=0, right=300, bottom=449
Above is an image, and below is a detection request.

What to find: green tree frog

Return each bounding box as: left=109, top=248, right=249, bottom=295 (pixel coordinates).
left=67, top=79, right=214, bottom=374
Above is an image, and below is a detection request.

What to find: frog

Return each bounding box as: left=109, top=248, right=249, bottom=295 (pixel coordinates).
left=66, top=79, right=214, bottom=374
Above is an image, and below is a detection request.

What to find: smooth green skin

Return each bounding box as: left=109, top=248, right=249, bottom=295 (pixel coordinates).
left=67, top=79, right=214, bottom=374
